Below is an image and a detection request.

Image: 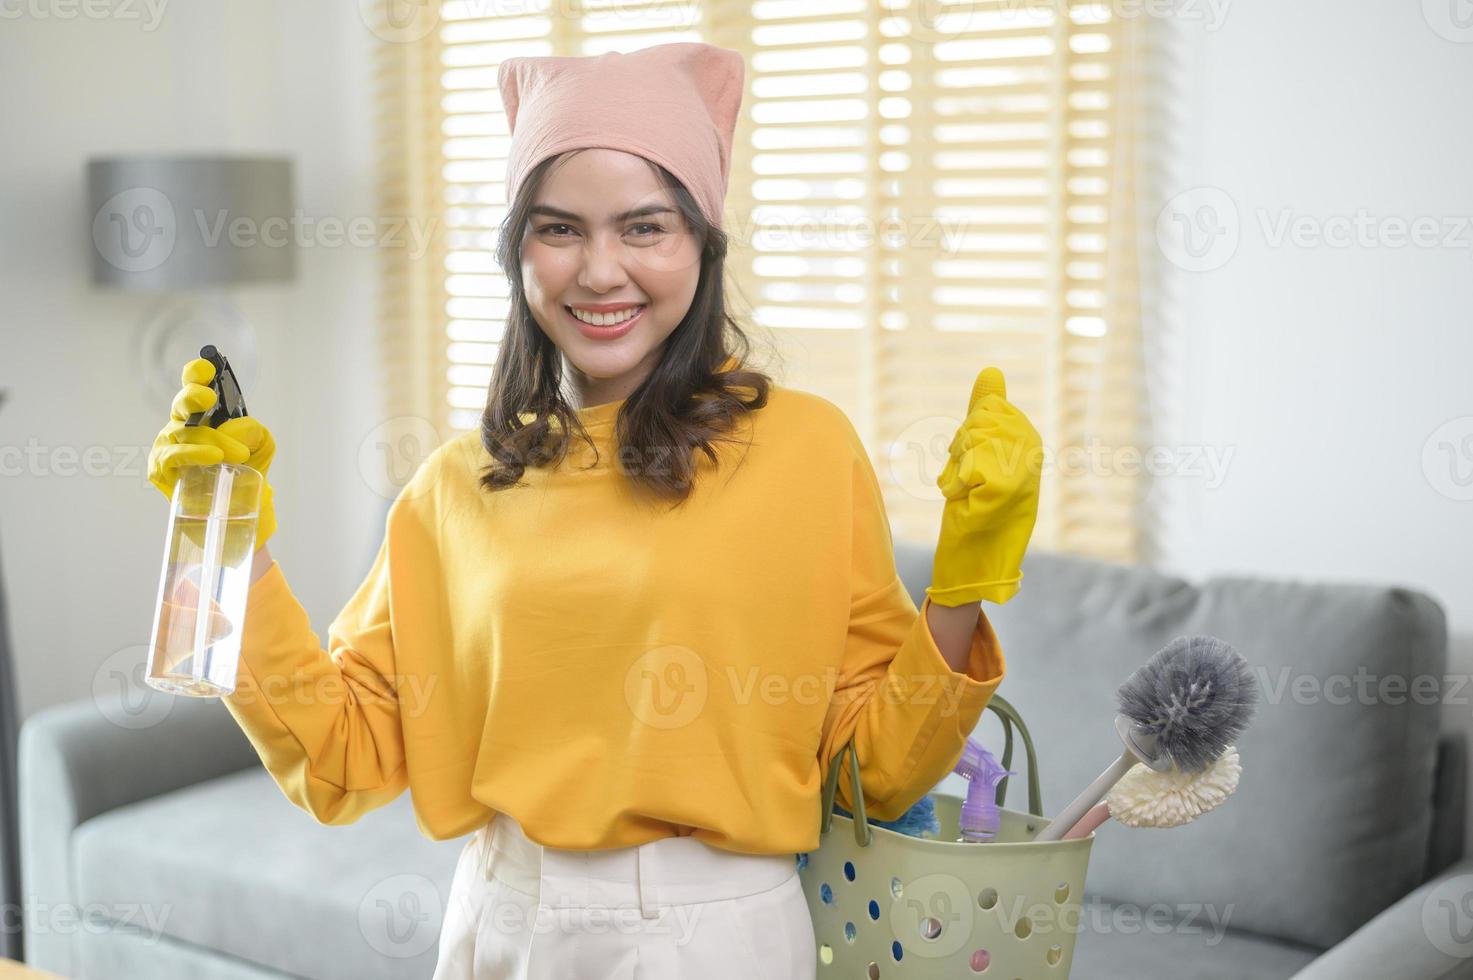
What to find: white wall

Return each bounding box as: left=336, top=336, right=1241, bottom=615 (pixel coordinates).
left=1148, top=1, right=1473, bottom=854
left=0, top=1, right=387, bottom=720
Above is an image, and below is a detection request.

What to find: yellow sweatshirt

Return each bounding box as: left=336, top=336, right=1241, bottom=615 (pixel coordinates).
left=221, top=382, right=1006, bottom=855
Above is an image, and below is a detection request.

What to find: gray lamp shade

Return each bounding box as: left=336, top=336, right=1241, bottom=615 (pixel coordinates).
left=88, top=156, right=297, bottom=290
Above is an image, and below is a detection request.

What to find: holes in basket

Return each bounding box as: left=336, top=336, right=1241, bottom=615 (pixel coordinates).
left=866, top=963, right=881, bottom=979
left=977, top=886, right=999, bottom=910
left=868, top=898, right=881, bottom=921
left=1047, top=943, right=1064, bottom=966
left=820, top=882, right=833, bottom=904
left=919, top=916, right=943, bottom=941
left=890, top=876, right=904, bottom=900
left=844, top=921, right=858, bottom=944
left=891, top=940, right=903, bottom=962
left=969, top=948, right=991, bottom=972
left=818, top=943, right=834, bottom=965
left=1054, top=882, right=1070, bottom=904
left=843, top=860, right=857, bottom=882
left=1014, top=915, right=1033, bottom=940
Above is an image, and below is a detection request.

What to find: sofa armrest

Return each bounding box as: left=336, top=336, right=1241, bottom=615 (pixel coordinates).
left=1429, top=731, right=1469, bottom=879
left=18, top=692, right=259, bottom=974
left=1290, top=856, right=1473, bottom=980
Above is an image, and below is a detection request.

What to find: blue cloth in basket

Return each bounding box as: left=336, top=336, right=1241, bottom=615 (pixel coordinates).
left=794, top=793, right=940, bottom=870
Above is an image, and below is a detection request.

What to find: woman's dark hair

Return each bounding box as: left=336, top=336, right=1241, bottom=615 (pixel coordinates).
left=478, top=148, right=776, bottom=510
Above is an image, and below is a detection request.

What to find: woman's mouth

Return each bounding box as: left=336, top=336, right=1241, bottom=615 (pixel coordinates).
left=565, top=304, right=646, bottom=340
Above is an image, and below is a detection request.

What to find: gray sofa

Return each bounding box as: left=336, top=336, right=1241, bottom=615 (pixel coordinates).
left=18, top=545, right=1470, bottom=979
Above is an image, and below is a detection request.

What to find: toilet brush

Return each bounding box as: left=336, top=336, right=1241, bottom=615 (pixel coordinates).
left=1032, top=634, right=1258, bottom=843
left=1062, top=745, right=1242, bottom=839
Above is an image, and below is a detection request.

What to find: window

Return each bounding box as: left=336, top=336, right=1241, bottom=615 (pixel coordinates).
left=371, top=0, right=1159, bottom=563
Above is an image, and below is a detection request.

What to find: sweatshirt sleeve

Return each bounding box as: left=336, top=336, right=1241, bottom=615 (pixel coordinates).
left=220, top=454, right=441, bottom=826
left=816, top=419, right=1007, bottom=822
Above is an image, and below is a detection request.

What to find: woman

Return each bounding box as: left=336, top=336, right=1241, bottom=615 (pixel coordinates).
left=145, top=41, right=1042, bottom=980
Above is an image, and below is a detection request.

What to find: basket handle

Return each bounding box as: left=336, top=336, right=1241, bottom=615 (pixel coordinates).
left=817, top=693, right=1044, bottom=848
left=985, top=693, right=1044, bottom=818
left=820, top=739, right=873, bottom=847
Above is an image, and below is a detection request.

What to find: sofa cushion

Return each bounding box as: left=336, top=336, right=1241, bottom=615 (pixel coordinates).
left=78, top=928, right=296, bottom=979
left=73, top=766, right=464, bottom=980
left=895, top=544, right=1447, bottom=950
left=1071, top=894, right=1321, bottom=979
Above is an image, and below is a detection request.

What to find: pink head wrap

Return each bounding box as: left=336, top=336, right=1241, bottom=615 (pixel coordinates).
left=497, top=42, right=746, bottom=231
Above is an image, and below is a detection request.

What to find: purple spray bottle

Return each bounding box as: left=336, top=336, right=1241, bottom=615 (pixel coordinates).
left=955, top=736, right=1015, bottom=842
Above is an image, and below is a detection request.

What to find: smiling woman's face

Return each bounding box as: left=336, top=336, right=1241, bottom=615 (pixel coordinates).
left=520, top=148, right=703, bottom=410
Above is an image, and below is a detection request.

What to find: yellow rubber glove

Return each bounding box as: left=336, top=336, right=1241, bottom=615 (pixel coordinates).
left=926, top=366, right=1043, bottom=606
left=147, top=357, right=278, bottom=551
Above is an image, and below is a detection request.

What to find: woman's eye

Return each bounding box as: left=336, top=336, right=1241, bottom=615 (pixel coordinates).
left=537, top=222, right=664, bottom=239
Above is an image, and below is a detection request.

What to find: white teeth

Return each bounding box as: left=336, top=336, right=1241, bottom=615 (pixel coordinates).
left=569, top=305, right=643, bottom=326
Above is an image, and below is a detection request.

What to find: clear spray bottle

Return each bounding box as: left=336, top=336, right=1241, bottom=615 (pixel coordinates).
left=144, top=346, right=261, bottom=697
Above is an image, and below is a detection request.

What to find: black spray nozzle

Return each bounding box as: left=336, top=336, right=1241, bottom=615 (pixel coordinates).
left=184, top=345, right=249, bottom=428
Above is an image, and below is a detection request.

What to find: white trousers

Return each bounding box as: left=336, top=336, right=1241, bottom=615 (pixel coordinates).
left=431, top=811, right=818, bottom=980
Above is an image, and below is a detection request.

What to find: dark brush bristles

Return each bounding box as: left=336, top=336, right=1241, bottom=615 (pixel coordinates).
left=1116, top=635, right=1259, bottom=772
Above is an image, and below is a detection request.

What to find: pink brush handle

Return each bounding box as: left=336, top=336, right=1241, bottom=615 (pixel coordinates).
left=1062, top=802, right=1110, bottom=840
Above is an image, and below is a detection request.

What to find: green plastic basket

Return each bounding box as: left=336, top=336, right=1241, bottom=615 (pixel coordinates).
left=800, top=694, right=1095, bottom=978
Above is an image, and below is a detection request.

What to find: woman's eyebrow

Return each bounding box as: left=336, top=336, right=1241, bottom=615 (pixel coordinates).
left=530, top=204, right=677, bottom=223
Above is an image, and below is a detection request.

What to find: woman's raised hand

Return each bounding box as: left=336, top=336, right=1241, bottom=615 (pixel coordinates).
left=146, top=357, right=278, bottom=551
left=925, top=366, right=1043, bottom=607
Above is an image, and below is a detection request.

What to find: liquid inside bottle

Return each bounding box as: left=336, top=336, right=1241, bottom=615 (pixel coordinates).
left=146, top=463, right=261, bottom=697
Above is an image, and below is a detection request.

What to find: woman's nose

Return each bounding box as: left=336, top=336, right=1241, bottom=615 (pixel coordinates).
left=578, top=238, right=631, bottom=291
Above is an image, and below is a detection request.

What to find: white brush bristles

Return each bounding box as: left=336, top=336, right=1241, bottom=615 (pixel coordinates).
left=1106, top=746, right=1242, bottom=829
